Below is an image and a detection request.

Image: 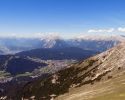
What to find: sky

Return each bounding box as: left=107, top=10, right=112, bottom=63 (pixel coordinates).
left=0, top=0, right=125, bottom=38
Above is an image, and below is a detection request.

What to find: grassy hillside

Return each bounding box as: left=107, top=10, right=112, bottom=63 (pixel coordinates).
left=56, top=73, right=125, bottom=100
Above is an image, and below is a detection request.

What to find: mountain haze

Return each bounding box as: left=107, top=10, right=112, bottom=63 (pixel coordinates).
left=0, top=35, right=125, bottom=55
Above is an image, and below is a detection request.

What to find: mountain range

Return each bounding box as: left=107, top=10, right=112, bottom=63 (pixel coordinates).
left=16, top=47, right=98, bottom=60
left=0, top=35, right=125, bottom=100
left=0, top=35, right=125, bottom=55
left=16, top=42, right=125, bottom=100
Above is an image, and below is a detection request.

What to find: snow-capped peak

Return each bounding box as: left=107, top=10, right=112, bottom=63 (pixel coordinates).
left=39, top=33, right=64, bottom=48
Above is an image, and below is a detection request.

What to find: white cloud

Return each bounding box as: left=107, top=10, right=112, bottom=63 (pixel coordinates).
left=118, top=27, right=125, bottom=32
left=0, top=32, right=62, bottom=39
left=88, top=28, right=114, bottom=33
left=33, top=32, right=61, bottom=39
left=0, top=33, right=20, bottom=38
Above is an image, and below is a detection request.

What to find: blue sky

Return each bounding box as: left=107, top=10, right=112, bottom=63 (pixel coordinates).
left=0, top=0, right=125, bottom=38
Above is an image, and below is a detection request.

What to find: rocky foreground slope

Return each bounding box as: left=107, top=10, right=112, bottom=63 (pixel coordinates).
left=9, top=42, right=125, bottom=100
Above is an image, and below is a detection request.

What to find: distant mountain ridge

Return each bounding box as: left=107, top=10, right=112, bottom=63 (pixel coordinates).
left=16, top=47, right=98, bottom=60
left=0, top=35, right=125, bottom=55
left=0, top=55, right=47, bottom=75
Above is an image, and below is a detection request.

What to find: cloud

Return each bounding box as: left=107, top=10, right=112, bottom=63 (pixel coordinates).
left=118, top=27, right=125, bottom=32
left=34, top=32, right=61, bottom=39
left=0, top=32, right=60, bottom=39
left=88, top=28, right=114, bottom=33
left=0, top=33, right=20, bottom=38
